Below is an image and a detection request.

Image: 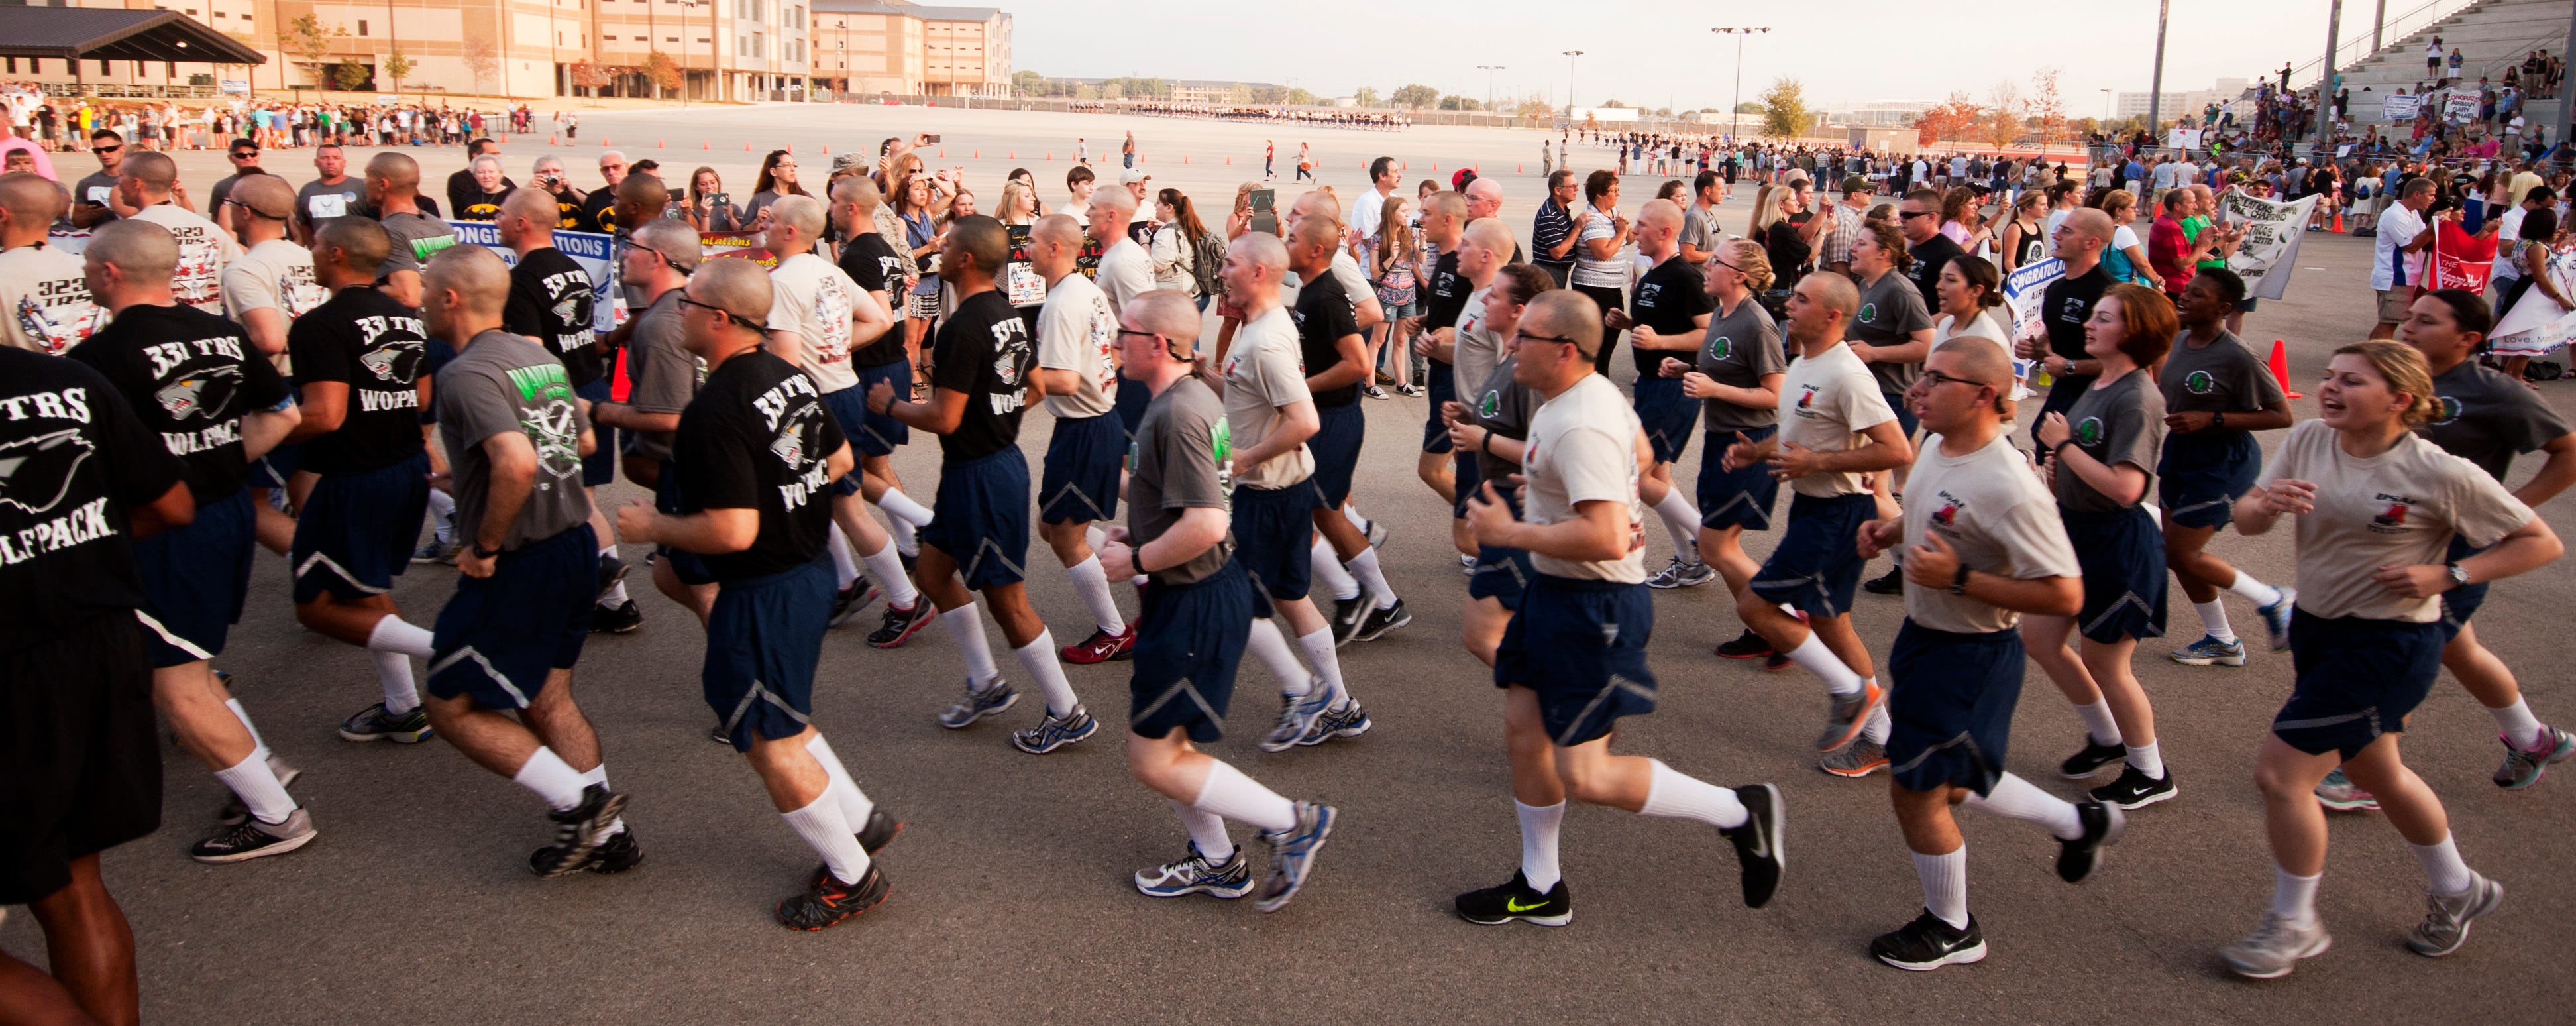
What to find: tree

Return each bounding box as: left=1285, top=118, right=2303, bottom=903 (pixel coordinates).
left=568, top=60, right=612, bottom=99
left=1354, top=86, right=1381, bottom=108
left=382, top=48, right=415, bottom=97
left=331, top=57, right=370, bottom=92
left=2025, top=66, right=2069, bottom=150
left=1389, top=84, right=1440, bottom=109
left=1285, top=87, right=1316, bottom=106
left=643, top=50, right=681, bottom=97
left=1226, top=83, right=1253, bottom=104
left=1735, top=101, right=1764, bottom=114
left=1517, top=97, right=1555, bottom=121
left=284, top=15, right=347, bottom=88
left=1248, top=85, right=1287, bottom=105
left=1599, top=99, right=1628, bottom=109
left=1759, top=77, right=1815, bottom=138
left=1011, top=70, right=1044, bottom=95
left=1438, top=95, right=1481, bottom=111
left=1915, top=90, right=1982, bottom=145
left=464, top=37, right=500, bottom=96
left=1981, top=79, right=2023, bottom=149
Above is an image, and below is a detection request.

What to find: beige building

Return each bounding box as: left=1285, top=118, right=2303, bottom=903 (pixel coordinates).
left=807, top=0, right=1007, bottom=98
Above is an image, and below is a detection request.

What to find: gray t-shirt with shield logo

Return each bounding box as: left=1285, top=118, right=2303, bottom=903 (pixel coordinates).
left=2157, top=329, right=2284, bottom=416
left=1696, top=296, right=1789, bottom=432
left=435, top=329, right=594, bottom=549
left=2053, top=368, right=2165, bottom=513
left=1127, top=374, right=1234, bottom=587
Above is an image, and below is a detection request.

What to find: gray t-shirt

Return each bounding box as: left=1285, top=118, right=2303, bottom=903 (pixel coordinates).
left=1697, top=296, right=1788, bottom=432
left=2418, top=359, right=2572, bottom=481
left=1848, top=268, right=1933, bottom=395
left=434, top=329, right=594, bottom=550
left=1680, top=203, right=1719, bottom=257
left=73, top=171, right=119, bottom=220
left=1127, top=374, right=1234, bottom=586
left=1464, top=355, right=1540, bottom=483
left=377, top=211, right=458, bottom=280
left=295, top=177, right=364, bottom=228
left=623, top=290, right=696, bottom=464
left=2158, top=329, right=2284, bottom=417
left=2053, top=369, right=2165, bottom=513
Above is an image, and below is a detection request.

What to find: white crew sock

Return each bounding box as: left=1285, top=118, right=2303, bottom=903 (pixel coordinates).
left=938, top=604, right=1002, bottom=688
left=1311, top=538, right=1361, bottom=601
left=225, top=697, right=270, bottom=761
left=511, top=746, right=588, bottom=811
left=1191, top=759, right=1298, bottom=833
left=1247, top=618, right=1313, bottom=697
left=782, top=793, right=871, bottom=885
left=1861, top=699, right=1891, bottom=744
left=1962, top=771, right=2085, bottom=840
left=1346, top=548, right=1397, bottom=610
left=1086, top=524, right=1109, bottom=551
left=577, top=764, right=627, bottom=835
left=2225, top=571, right=2283, bottom=609
left=1297, top=627, right=1350, bottom=707
left=858, top=536, right=917, bottom=609
left=2125, top=741, right=2165, bottom=779
left=890, top=517, right=919, bottom=558
left=1638, top=759, right=1749, bottom=828
left=372, top=651, right=419, bottom=715
left=426, top=488, right=458, bottom=540
left=1784, top=634, right=1865, bottom=697
left=2074, top=700, right=2123, bottom=746
left=213, top=750, right=297, bottom=824
left=598, top=580, right=629, bottom=608
left=2193, top=599, right=2239, bottom=644
left=806, top=732, right=876, bottom=826
left=1517, top=800, right=1566, bottom=892
left=1066, top=555, right=1128, bottom=636
left=2412, top=834, right=2475, bottom=895
left=2271, top=864, right=2322, bottom=929
left=1013, top=630, right=1082, bottom=718
left=1341, top=504, right=1369, bottom=533
left=1914, top=847, right=1970, bottom=929
left=2488, top=697, right=2548, bottom=750
left=1652, top=488, right=1702, bottom=561
left=827, top=524, right=861, bottom=590
left=878, top=488, right=935, bottom=528
left=1169, top=798, right=1235, bottom=863
left=366, top=616, right=436, bottom=658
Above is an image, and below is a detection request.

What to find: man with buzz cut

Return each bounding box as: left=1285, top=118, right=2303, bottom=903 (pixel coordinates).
left=1029, top=213, right=1138, bottom=664
left=1407, top=191, right=1472, bottom=562
left=822, top=174, right=939, bottom=648
left=867, top=215, right=1099, bottom=756
left=118, top=150, right=242, bottom=315
left=615, top=257, right=900, bottom=931
left=1454, top=288, right=1784, bottom=927
left=1854, top=338, right=2124, bottom=970
left=363, top=152, right=457, bottom=311
left=1287, top=212, right=1409, bottom=646
left=1110, top=287, right=1340, bottom=913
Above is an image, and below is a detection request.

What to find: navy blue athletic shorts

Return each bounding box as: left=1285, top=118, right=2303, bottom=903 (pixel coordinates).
left=1468, top=488, right=1531, bottom=610
left=133, top=488, right=256, bottom=667
left=248, top=441, right=303, bottom=492
left=2276, top=608, right=2444, bottom=760
left=1230, top=482, right=1320, bottom=616
left=919, top=448, right=1031, bottom=590
left=2439, top=534, right=2488, bottom=640
left=1307, top=402, right=1365, bottom=509
left=291, top=451, right=431, bottom=604
left=0, top=612, right=157, bottom=905
left=1884, top=392, right=1919, bottom=439
left=818, top=386, right=873, bottom=496
left=427, top=525, right=597, bottom=709
left=1697, top=426, right=1780, bottom=532
left=2064, top=506, right=2167, bottom=644
left=653, top=457, right=715, bottom=587
left=1886, top=619, right=2026, bottom=797
left=1040, top=412, right=1124, bottom=525
left=1451, top=448, right=1485, bottom=520
left=704, top=553, right=835, bottom=752
left=1749, top=491, right=1876, bottom=618
left=1422, top=359, right=1455, bottom=455
left=2157, top=430, right=2260, bottom=530
left=849, top=360, right=912, bottom=458
left=576, top=378, right=617, bottom=487
left=1495, top=574, right=1658, bottom=747
left=1115, top=373, right=1151, bottom=438
left=1633, top=376, right=1701, bottom=465
left=1128, top=559, right=1256, bottom=743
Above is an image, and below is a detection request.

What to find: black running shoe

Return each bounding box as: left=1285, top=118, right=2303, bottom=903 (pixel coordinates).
left=2055, top=799, right=2125, bottom=883
left=777, top=863, right=890, bottom=930
left=2059, top=738, right=2126, bottom=779
left=529, top=826, right=646, bottom=876
left=1721, top=783, right=1785, bottom=909
left=1862, top=563, right=1905, bottom=595
left=867, top=600, right=936, bottom=649
left=1454, top=871, right=1572, bottom=927
left=2088, top=764, right=2177, bottom=809
left=597, top=551, right=628, bottom=594
left=828, top=577, right=879, bottom=627
left=856, top=809, right=904, bottom=854
left=189, top=807, right=317, bottom=864
left=1713, top=630, right=1776, bottom=660
left=590, top=598, right=643, bottom=634
left=1352, top=598, right=1411, bottom=642
left=529, top=784, right=627, bottom=878
left=1763, top=652, right=1792, bottom=671
left=1870, top=909, right=1988, bottom=970
left=1329, top=596, right=1368, bottom=645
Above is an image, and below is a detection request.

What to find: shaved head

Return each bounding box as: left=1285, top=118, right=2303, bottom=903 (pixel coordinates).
left=85, top=220, right=177, bottom=284
left=0, top=172, right=66, bottom=227
left=769, top=194, right=826, bottom=239
left=2063, top=208, right=2114, bottom=248
left=231, top=174, right=295, bottom=221
left=119, top=151, right=176, bottom=193
left=1289, top=214, right=1338, bottom=253
left=1031, top=212, right=1083, bottom=250
left=422, top=243, right=511, bottom=316
left=692, top=257, right=773, bottom=327
left=366, top=152, right=421, bottom=193
left=1525, top=290, right=1604, bottom=359
left=1462, top=219, right=1514, bottom=257
left=629, top=218, right=701, bottom=272
left=501, top=187, right=557, bottom=224
left=1290, top=189, right=1341, bottom=224
left=1637, top=198, right=1682, bottom=233
left=830, top=174, right=883, bottom=210
left=1230, top=232, right=1289, bottom=276
left=1090, top=186, right=1138, bottom=224
left=1932, top=337, right=2013, bottom=388
left=1425, top=190, right=1467, bottom=221
left=315, top=216, right=392, bottom=273
left=1125, top=288, right=1202, bottom=357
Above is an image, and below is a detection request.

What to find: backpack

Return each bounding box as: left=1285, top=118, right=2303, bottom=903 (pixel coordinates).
left=1187, top=229, right=1224, bottom=298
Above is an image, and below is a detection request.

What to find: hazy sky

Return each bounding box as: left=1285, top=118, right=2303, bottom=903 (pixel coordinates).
left=1011, top=0, right=2373, bottom=113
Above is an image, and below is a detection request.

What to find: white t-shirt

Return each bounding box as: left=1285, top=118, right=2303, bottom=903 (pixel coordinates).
left=1777, top=342, right=1898, bottom=498
left=2259, top=420, right=2533, bottom=622
left=2373, top=202, right=2426, bottom=292
left=131, top=202, right=243, bottom=315
left=1931, top=310, right=2013, bottom=364
left=1902, top=431, right=2080, bottom=633
left=1220, top=305, right=1316, bottom=490
left=1034, top=272, right=1117, bottom=418
left=1094, top=237, right=1155, bottom=314
left=2110, top=223, right=2141, bottom=254
left=1571, top=204, right=1627, bottom=288
left=0, top=243, right=105, bottom=355
left=2491, top=205, right=2529, bottom=284
left=1452, top=284, right=1505, bottom=399
left=221, top=238, right=325, bottom=323
left=1348, top=186, right=1392, bottom=243
left=766, top=252, right=863, bottom=393
left=1523, top=372, right=1646, bottom=583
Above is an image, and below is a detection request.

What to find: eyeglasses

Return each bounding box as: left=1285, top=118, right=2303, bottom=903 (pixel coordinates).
left=676, top=294, right=760, bottom=330
left=93, top=144, right=121, bottom=154
left=1513, top=329, right=1580, bottom=347
left=1898, top=209, right=1935, bottom=220
left=627, top=243, right=690, bottom=276
left=1915, top=369, right=1991, bottom=390
left=1114, top=329, right=1161, bottom=342
left=230, top=150, right=258, bottom=159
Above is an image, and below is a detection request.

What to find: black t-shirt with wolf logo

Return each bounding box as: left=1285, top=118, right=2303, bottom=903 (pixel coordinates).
left=674, top=349, right=847, bottom=581
left=504, top=247, right=604, bottom=388
left=288, top=286, right=429, bottom=475
left=0, top=347, right=189, bottom=652
left=68, top=302, right=292, bottom=504
left=928, top=289, right=1036, bottom=465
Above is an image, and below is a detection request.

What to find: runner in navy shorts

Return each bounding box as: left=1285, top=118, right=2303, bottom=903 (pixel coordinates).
left=134, top=489, right=258, bottom=667
left=1307, top=403, right=1366, bottom=508
left=290, top=451, right=431, bottom=604
left=2063, top=508, right=2167, bottom=644
left=1039, top=413, right=1124, bottom=525
left=2275, top=610, right=2445, bottom=760
left=1128, top=559, right=1256, bottom=742
left=2157, top=431, right=2261, bottom=529
left=704, top=554, right=837, bottom=751
left=820, top=386, right=876, bottom=496
left=1468, top=490, right=1534, bottom=611
left=2438, top=534, right=2489, bottom=640
left=1422, top=360, right=1456, bottom=455
left=653, top=459, right=717, bottom=587
left=576, top=377, right=618, bottom=486
left=1114, top=374, right=1152, bottom=437
left=918, top=448, right=1032, bottom=589
left=1493, top=576, right=1658, bottom=746
left=849, top=359, right=912, bottom=457
left=427, top=526, right=597, bottom=709
left=1231, top=483, right=1320, bottom=616
left=1750, top=492, right=1878, bottom=617
left=1699, top=426, right=1780, bottom=531
left=1633, top=376, right=1700, bottom=465
left=1885, top=622, right=2025, bottom=795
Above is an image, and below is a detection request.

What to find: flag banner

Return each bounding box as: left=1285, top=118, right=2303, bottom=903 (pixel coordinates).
left=2218, top=189, right=2322, bottom=301
left=2490, top=246, right=2576, bottom=357
left=700, top=229, right=777, bottom=269
left=447, top=221, right=617, bottom=333
left=2431, top=218, right=2498, bottom=294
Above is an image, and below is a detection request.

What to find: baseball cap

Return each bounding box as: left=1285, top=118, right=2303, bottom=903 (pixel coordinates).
left=1118, top=167, right=1149, bottom=184
left=832, top=153, right=869, bottom=174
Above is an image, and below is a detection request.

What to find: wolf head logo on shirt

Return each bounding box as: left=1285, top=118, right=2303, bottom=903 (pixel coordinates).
left=359, top=341, right=425, bottom=384
left=155, top=365, right=242, bottom=422
left=0, top=427, right=93, bottom=515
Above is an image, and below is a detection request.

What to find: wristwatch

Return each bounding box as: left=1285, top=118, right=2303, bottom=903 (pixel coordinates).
left=2212, top=410, right=2227, bottom=429
left=2447, top=563, right=2472, bottom=588
left=472, top=542, right=501, bottom=559
left=1949, top=565, right=1971, bottom=595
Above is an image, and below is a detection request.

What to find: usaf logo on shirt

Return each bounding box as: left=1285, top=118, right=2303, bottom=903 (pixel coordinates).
left=2074, top=416, right=2104, bottom=447
left=2185, top=370, right=2216, bottom=395
left=2433, top=396, right=2464, bottom=426
left=1709, top=335, right=1733, bottom=361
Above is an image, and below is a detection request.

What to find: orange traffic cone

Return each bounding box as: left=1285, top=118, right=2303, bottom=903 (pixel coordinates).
left=657, top=139, right=665, bottom=149
left=2269, top=339, right=2304, bottom=399
left=939, top=148, right=945, bottom=158
left=704, top=140, right=712, bottom=150
left=1224, top=155, right=1230, bottom=165
left=2334, top=211, right=2346, bottom=233
left=745, top=141, right=753, bottom=151
left=1184, top=154, right=1190, bottom=164
left=602, top=137, right=610, bottom=146
left=822, top=144, right=832, bottom=156
left=549, top=133, right=559, bottom=146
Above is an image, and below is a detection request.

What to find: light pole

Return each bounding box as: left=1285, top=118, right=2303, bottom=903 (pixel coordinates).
left=2100, top=87, right=2112, bottom=120
left=1562, top=50, right=1582, bottom=118
left=2147, top=0, right=2171, bottom=139
left=1713, top=27, right=1769, bottom=141
left=1478, top=64, right=1503, bottom=113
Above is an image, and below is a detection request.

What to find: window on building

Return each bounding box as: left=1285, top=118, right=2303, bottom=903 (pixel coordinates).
left=356, top=19, right=367, bottom=34
left=666, top=36, right=678, bottom=42
left=240, top=13, right=250, bottom=21
left=184, top=7, right=196, bottom=13
left=211, top=9, right=223, bottom=15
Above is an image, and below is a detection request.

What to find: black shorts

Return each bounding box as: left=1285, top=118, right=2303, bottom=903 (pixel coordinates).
left=919, top=448, right=1032, bottom=590
left=1128, top=559, right=1256, bottom=743
left=1750, top=492, right=1876, bottom=618
left=1039, top=413, right=1124, bottom=525
left=1422, top=359, right=1455, bottom=455
left=576, top=378, right=617, bottom=487
left=705, top=554, right=835, bottom=752
left=2157, top=430, right=2259, bottom=530
left=427, top=526, right=597, bottom=709
left=2276, top=609, right=2444, bottom=760
left=292, top=451, right=431, bottom=604
left=2065, top=506, right=2167, bottom=644
left=1495, top=575, right=1658, bottom=747
left=1886, top=620, right=2025, bottom=797
left=1307, top=402, right=1366, bottom=510
left=133, top=488, right=256, bottom=667
left=1230, top=482, right=1320, bottom=615
left=0, top=612, right=158, bottom=904
left=1633, top=376, right=1700, bottom=465
left=1451, top=449, right=1485, bottom=520
left=1468, top=488, right=1531, bottom=609
left=820, top=386, right=874, bottom=496
left=1697, top=426, right=1780, bottom=532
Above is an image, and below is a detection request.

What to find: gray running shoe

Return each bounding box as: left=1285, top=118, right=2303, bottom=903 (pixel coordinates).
left=2407, top=872, right=2504, bottom=957
left=1009, top=705, right=1099, bottom=754
left=339, top=702, right=433, bottom=743
left=2220, top=911, right=2332, bottom=979
left=2493, top=726, right=2575, bottom=789
left=1134, top=844, right=1254, bottom=899
left=216, top=755, right=302, bottom=827
left=1816, top=682, right=1885, bottom=754
left=2169, top=635, right=2248, bottom=667
left=1819, top=738, right=1889, bottom=777
left=1260, top=687, right=1330, bottom=753
left=189, top=806, right=317, bottom=864
left=936, top=679, right=1018, bottom=729
left=1254, top=800, right=1336, bottom=913
left=2256, top=587, right=2297, bottom=652
left=1297, top=699, right=1372, bottom=746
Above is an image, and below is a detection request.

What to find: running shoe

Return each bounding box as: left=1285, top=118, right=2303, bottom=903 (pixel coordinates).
left=1816, top=682, right=1886, bottom=754
left=2220, top=912, right=2332, bottom=978
left=597, top=551, right=629, bottom=594
left=1458, top=553, right=1476, bottom=577
left=1135, top=844, right=1255, bottom=899
left=1364, top=518, right=1390, bottom=550
left=1647, top=557, right=1717, bottom=589
left=2493, top=726, right=2575, bottom=789
left=856, top=809, right=904, bottom=854
left=189, top=807, right=317, bottom=864
left=1820, top=738, right=1888, bottom=778
left=1713, top=630, right=1776, bottom=660
left=2169, top=635, right=2249, bottom=667
left=1261, top=687, right=1330, bottom=753
left=411, top=538, right=461, bottom=564
left=2314, top=768, right=2379, bottom=811
left=1297, top=699, right=1372, bottom=746
left=2088, top=764, right=2177, bottom=809
left=1010, top=705, right=1099, bottom=754
left=937, top=679, right=1018, bottom=729
left=867, top=600, right=936, bottom=649
left=2059, top=738, right=2127, bottom=779
left=2406, top=872, right=2504, bottom=957
left=1764, top=653, right=1792, bottom=671
left=828, top=577, right=879, bottom=627
left=2256, top=587, right=2297, bottom=652
left=590, top=598, right=643, bottom=634
left=582, top=828, right=645, bottom=874
left=2055, top=799, right=2125, bottom=883
left=338, top=702, right=433, bottom=744
left=1057, top=622, right=1136, bottom=665
left=215, top=756, right=301, bottom=826
left=529, top=784, right=627, bottom=878
left=1352, top=599, right=1411, bottom=642
left=1363, top=384, right=1390, bottom=400
left=1373, top=370, right=1397, bottom=386
left=1454, top=870, right=1572, bottom=927
left=1861, top=563, right=1905, bottom=595
left=1870, top=910, right=1986, bottom=970
left=1394, top=384, right=1423, bottom=397
left=1329, top=596, right=1369, bottom=645
left=776, top=863, right=890, bottom=931
left=1254, top=800, right=1336, bottom=913
left=1721, top=783, right=1786, bottom=908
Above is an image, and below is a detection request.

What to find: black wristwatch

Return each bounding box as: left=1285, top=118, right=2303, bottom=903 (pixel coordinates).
left=1949, top=565, right=1971, bottom=595
left=472, top=542, right=500, bottom=559
left=2212, top=410, right=2227, bottom=429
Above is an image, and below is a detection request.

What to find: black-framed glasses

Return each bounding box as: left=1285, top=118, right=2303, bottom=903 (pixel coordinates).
left=1711, top=257, right=1749, bottom=276
left=1113, top=328, right=1161, bottom=343
left=627, top=242, right=690, bottom=276
left=676, top=294, right=760, bottom=330
left=1898, top=209, right=1935, bottom=220
left=230, top=150, right=258, bottom=160
left=1513, top=329, right=1579, bottom=347
left=1915, top=369, right=1990, bottom=390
